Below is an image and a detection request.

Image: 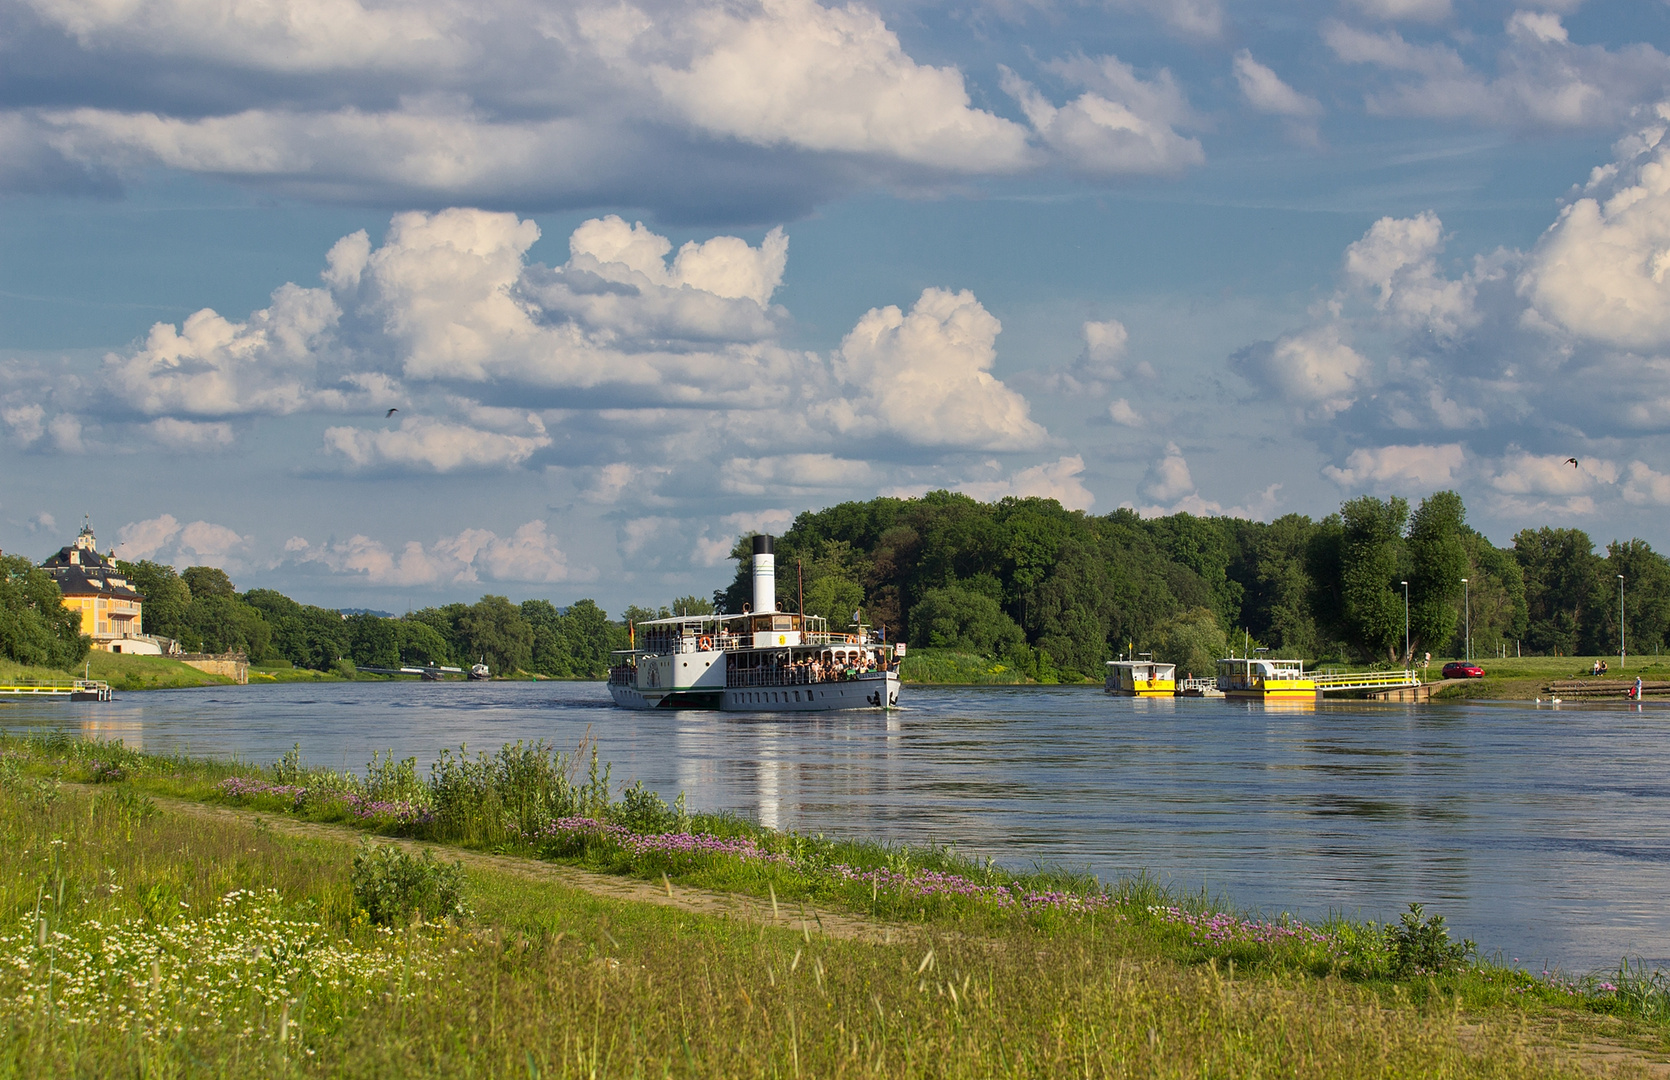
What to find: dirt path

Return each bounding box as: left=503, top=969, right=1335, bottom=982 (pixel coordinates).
left=144, top=791, right=910, bottom=946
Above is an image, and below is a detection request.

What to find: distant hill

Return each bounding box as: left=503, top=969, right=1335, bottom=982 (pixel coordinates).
left=337, top=608, right=395, bottom=618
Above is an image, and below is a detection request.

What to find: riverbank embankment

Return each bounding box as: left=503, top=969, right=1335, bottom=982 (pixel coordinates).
left=1, top=733, right=1666, bottom=1077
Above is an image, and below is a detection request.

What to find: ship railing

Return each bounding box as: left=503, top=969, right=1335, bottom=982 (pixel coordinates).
left=1178, top=677, right=1216, bottom=693
left=727, top=665, right=886, bottom=689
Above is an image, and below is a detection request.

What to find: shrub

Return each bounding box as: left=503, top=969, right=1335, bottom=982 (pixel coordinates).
left=1389, top=903, right=1475, bottom=977
left=613, top=780, right=688, bottom=833
left=350, top=841, right=466, bottom=925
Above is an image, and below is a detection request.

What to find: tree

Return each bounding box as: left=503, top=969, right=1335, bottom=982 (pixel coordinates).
left=1597, top=539, right=1670, bottom=658
left=1515, top=527, right=1600, bottom=655
left=245, top=589, right=351, bottom=670
left=1405, top=491, right=1467, bottom=661
left=1242, top=514, right=1321, bottom=656
left=459, top=596, right=533, bottom=674
left=181, top=565, right=236, bottom=601
left=346, top=613, right=399, bottom=668
left=1339, top=496, right=1408, bottom=661
left=1151, top=607, right=1229, bottom=679
left=909, top=584, right=1025, bottom=657
left=117, top=560, right=194, bottom=644
left=397, top=619, right=452, bottom=666
left=669, top=595, right=715, bottom=616
left=0, top=555, right=89, bottom=670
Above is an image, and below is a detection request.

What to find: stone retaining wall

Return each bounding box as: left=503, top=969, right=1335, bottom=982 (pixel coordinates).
left=178, top=652, right=249, bottom=685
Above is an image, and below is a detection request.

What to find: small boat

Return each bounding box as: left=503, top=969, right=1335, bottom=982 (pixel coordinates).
left=1105, top=659, right=1176, bottom=697
left=468, top=662, right=491, bottom=680
left=608, top=535, right=901, bottom=712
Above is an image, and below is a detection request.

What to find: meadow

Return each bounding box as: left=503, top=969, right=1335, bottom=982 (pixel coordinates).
left=0, top=731, right=1664, bottom=1076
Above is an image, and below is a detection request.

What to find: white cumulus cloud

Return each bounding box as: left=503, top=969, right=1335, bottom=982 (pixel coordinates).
left=323, top=416, right=551, bottom=472
left=1322, top=443, right=1466, bottom=489
left=290, top=520, right=576, bottom=585
left=829, top=287, right=1046, bottom=451
left=1002, top=56, right=1203, bottom=177
left=958, top=455, right=1094, bottom=510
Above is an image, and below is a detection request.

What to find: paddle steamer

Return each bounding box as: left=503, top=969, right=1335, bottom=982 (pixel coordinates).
left=607, top=535, right=902, bottom=711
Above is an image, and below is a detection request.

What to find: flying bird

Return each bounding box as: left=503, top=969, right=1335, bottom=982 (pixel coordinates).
left=386, top=408, right=398, bottom=417
left=1565, top=457, right=1578, bottom=468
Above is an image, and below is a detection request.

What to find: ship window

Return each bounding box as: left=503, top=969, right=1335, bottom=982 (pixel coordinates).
left=772, top=616, right=792, bottom=631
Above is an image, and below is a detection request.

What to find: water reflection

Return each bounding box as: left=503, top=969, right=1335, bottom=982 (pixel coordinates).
left=2, top=683, right=1666, bottom=971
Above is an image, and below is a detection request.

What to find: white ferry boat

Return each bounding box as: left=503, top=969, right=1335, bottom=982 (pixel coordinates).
left=607, top=535, right=902, bottom=712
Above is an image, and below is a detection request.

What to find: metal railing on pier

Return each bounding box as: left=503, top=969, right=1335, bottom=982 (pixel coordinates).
left=1312, top=670, right=1421, bottom=694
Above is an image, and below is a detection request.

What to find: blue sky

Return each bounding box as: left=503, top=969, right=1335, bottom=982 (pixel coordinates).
left=3, top=0, right=1669, bottom=614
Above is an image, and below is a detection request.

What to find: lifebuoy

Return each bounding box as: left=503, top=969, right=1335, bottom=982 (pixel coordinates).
left=698, top=636, right=713, bottom=651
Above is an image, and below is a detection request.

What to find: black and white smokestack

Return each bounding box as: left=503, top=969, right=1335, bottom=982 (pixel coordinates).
left=751, top=534, right=776, bottom=614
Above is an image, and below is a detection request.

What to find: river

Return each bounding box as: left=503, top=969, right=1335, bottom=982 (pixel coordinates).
left=4, top=681, right=1665, bottom=973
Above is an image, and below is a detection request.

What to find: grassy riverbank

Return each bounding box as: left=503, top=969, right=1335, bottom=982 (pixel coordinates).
left=1426, top=656, right=1670, bottom=700
left=0, top=733, right=1664, bottom=1076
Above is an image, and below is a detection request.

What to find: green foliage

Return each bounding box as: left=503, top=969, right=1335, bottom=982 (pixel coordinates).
left=669, top=594, right=715, bottom=616
left=1514, top=526, right=1602, bottom=655
left=1340, top=496, right=1409, bottom=661
left=349, top=840, right=466, bottom=925
left=1151, top=607, right=1229, bottom=678
left=244, top=588, right=350, bottom=670
left=180, top=565, right=236, bottom=601
left=701, top=487, right=1654, bottom=669
left=909, top=583, right=1025, bottom=657
left=457, top=595, right=533, bottom=674
left=1406, top=491, right=1467, bottom=661
left=0, top=554, right=89, bottom=670
left=521, top=598, right=625, bottom=678
left=117, top=560, right=194, bottom=645
left=1389, top=903, right=1476, bottom=977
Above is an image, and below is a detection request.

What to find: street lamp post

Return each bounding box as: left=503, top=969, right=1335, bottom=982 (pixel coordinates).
left=1618, top=574, right=1626, bottom=670
left=1401, top=580, right=1409, bottom=666
left=1461, top=578, right=1470, bottom=662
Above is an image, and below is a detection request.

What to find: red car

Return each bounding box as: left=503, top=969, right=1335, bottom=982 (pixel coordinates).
left=1442, top=661, right=1485, bottom=679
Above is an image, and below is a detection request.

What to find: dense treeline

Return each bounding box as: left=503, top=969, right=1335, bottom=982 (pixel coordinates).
left=113, top=562, right=628, bottom=678
left=6, top=489, right=1663, bottom=680
left=0, top=554, right=90, bottom=670
left=716, top=490, right=1667, bottom=681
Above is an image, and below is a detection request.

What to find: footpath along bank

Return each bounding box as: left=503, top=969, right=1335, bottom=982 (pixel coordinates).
left=0, top=732, right=1666, bottom=1077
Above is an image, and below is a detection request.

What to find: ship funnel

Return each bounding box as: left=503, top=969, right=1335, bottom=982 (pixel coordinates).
left=751, top=534, right=776, bottom=613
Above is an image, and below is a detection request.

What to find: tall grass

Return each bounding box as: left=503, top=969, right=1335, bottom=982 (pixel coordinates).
left=4, top=730, right=1668, bottom=1042
left=0, top=774, right=1594, bottom=1078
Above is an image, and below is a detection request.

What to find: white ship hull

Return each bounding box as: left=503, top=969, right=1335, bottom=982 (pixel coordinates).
left=609, top=671, right=899, bottom=711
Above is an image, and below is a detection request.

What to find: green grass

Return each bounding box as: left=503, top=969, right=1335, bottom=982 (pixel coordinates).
left=0, top=658, right=77, bottom=687
left=83, top=651, right=237, bottom=690
left=1420, top=655, right=1670, bottom=700
left=0, top=738, right=1636, bottom=1078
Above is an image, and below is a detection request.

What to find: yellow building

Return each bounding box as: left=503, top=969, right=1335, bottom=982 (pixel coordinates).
left=41, top=522, right=157, bottom=654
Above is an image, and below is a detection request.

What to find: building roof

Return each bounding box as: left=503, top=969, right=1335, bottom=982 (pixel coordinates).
left=40, top=522, right=143, bottom=600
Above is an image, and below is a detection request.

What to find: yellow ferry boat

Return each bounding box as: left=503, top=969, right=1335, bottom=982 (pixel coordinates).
left=1105, top=659, right=1177, bottom=697
left=1215, top=657, right=1318, bottom=701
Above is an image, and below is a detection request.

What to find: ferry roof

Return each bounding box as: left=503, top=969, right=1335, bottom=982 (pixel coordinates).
left=630, top=611, right=831, bottom=627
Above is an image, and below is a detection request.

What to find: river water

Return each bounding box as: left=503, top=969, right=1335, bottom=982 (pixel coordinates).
left=3, top=681, right=1665, bottom=973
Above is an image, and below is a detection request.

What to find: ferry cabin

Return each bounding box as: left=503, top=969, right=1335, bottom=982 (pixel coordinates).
left=1215, top=657, right=1319, bottom=700
left=1105, top=659, right=1176, bottom=696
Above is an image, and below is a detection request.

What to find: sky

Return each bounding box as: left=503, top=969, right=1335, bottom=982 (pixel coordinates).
left=3, top=0, right=1670, bottom=614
